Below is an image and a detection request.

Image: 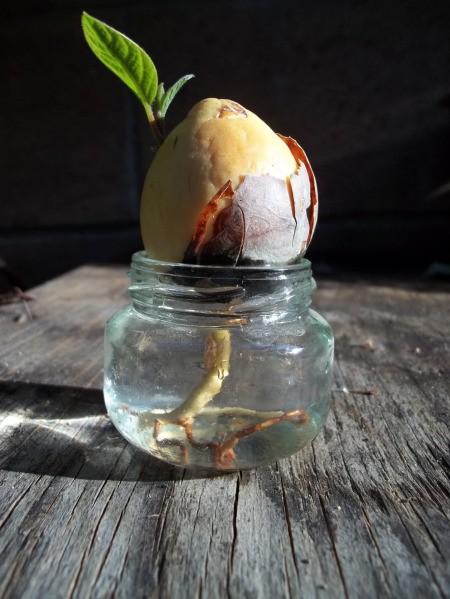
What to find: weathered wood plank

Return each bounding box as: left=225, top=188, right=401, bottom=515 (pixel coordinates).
left=311, top=280, right=450, bottom=599
left=0, top=266, right=129, bottom=388
left=0, top=267, right=449, bottom=599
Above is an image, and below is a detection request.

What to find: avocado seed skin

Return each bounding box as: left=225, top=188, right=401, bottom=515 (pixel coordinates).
left=140, top=98, right=299, bottom=263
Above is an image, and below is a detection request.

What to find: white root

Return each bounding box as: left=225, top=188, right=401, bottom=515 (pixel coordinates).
left=155, top=329, right=231, bottom=424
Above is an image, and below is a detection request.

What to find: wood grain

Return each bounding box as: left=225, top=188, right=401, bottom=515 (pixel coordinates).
left=0, top=267, right=449, bottom=598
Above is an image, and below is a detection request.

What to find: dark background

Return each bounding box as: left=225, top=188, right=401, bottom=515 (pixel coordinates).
left=1, top=0, right=449, bottom=290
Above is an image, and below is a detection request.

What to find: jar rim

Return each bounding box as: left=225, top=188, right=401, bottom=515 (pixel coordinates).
left=131, top=250, right=311, bottom=275
left=128, top=251, right=315, bottom=324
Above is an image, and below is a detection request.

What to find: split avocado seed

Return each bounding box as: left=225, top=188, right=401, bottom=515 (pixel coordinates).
left=140, top=98, right=318, bottom=265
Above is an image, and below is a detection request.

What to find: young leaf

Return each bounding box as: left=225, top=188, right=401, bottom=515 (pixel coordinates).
left=81, top=12, right=158, bottom=109
left=160, top=74, right=195, bottom=117
left=154, top=82, right=166, bottom=114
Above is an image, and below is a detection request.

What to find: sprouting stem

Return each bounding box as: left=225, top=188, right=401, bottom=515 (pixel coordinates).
left=144, top=103, right=165, bottom=145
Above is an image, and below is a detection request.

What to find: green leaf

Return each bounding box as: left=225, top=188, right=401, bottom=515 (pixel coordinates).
left=81, top=12, right=158, bottom=109
left=160, top=74, right=195, bottom=117
left=154, top=82, right=166, bottom=113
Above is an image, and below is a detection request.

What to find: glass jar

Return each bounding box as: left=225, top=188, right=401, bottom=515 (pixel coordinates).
left=104, top=251, right=334, bottom=471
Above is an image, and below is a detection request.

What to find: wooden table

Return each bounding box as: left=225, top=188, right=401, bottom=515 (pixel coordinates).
left=1, top=266, right=449, bottom=599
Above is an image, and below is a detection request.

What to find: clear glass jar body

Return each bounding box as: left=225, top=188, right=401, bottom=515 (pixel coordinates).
left=104, top=252, right=334, bottom=471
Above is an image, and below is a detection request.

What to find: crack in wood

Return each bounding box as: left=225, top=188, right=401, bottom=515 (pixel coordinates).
left=410, top=500, right=446, bottom=559
left=92, top=485, right=137, bottom=589
left=390, top=500, right=447, bottom=599
left=316, top=486, right=350, bottom=599
left=338, top=444, right=394, bottom=595
left=66, top=442, right=138, bottom=597
left=226, top=474, right=240, bottom=597
left=278, top=464, right=300, bottom=579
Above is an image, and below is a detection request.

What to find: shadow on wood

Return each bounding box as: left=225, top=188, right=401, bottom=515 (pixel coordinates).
left=0, top=380, right=221, bottom=482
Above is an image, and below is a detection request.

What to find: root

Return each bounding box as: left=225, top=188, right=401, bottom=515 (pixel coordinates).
left=152, top=407, right=309, bottom=470
left=147, top=328, right=309, bottom=469
left=214, top=408, right=309, bottom=468
left=154, top=329, right=231, bottom=425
